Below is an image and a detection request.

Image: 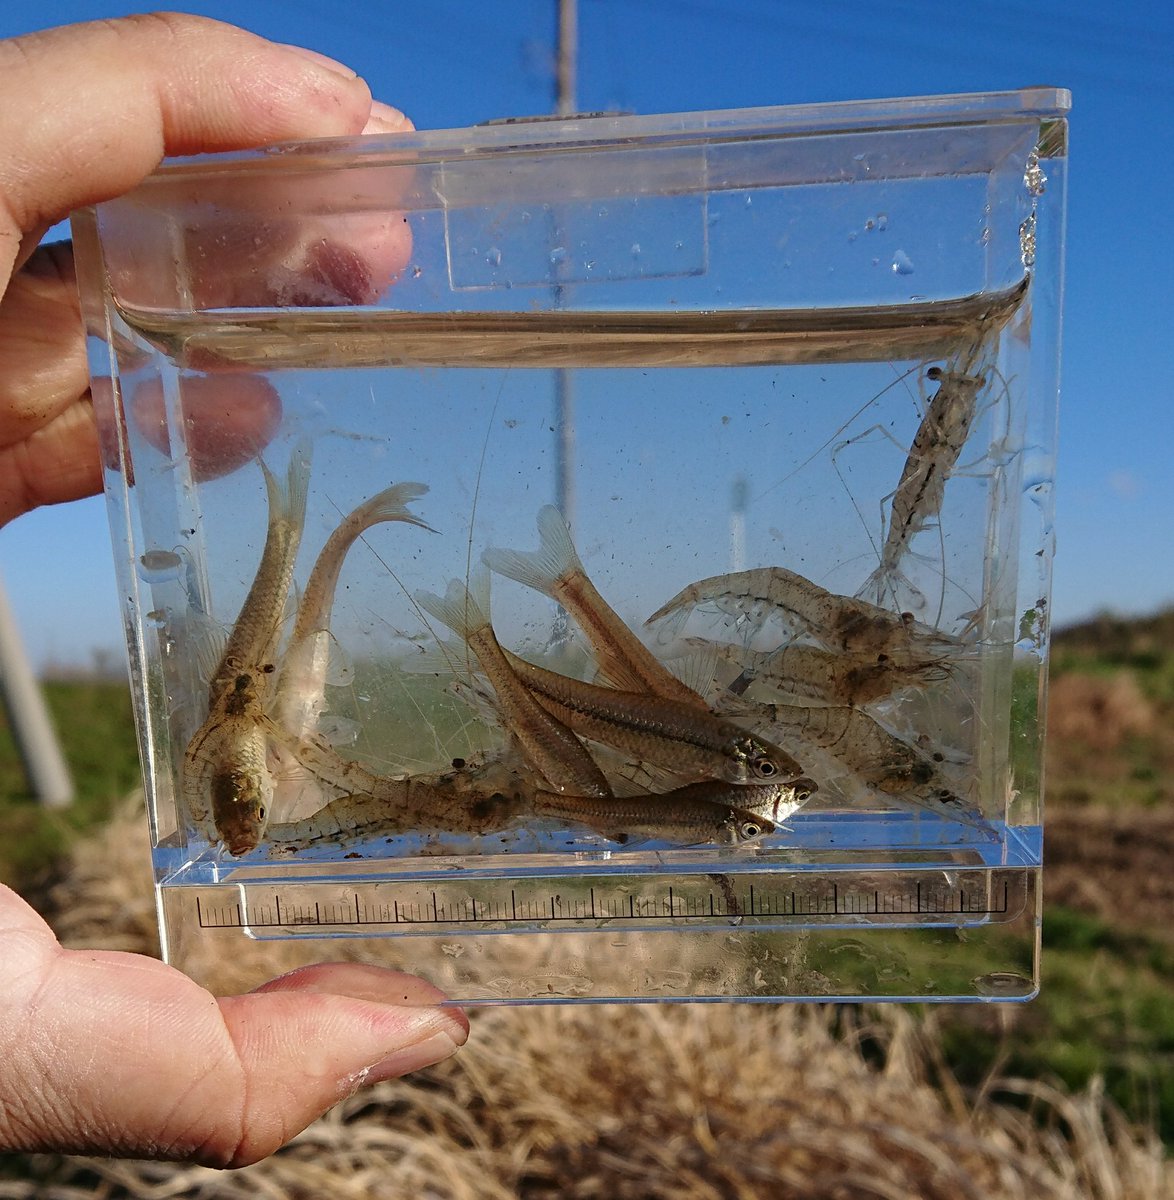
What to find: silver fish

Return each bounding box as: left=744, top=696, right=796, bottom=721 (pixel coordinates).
left=531, top=784, right=778, bottom=846
left=503, top=646, right=811, bottom=788
left=415, top=577, right=613, bottom=799
left=483, top=505, right=708, bottom=706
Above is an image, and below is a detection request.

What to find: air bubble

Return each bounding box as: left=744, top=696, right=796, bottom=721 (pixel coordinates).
left=891, top=249, right=915, bottom=276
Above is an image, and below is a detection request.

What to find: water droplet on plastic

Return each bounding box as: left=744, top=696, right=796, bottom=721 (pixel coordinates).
left=744, top=194, right=753, bottom=207
left=1019, top=214, right=1037, bottom=268
left=891, top=249, right=915, bottom=276
left=137, top=550, right=182, bottom=582
left=864, top=218, right=875, bottom=232
left=549, top=246, right=567, bottom=265
left=875, top=212, right=888, bottom=231
left=1023, top=150, right=1047, bottom=197
left=973, top=971, right=1033, bottom=998
left=411, top=265, right=422, bottom=279
left=630, top=242, right=642, bottom=258
left=485, top=246, right=502, bottom=267
left=145, top=609, right=169, bottom=628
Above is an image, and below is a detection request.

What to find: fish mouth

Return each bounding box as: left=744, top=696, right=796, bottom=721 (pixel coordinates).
left=225, top=835, right=259, bottom=857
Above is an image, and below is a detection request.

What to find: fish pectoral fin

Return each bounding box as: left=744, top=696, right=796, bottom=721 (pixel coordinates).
left=187, top=611, right=229, bottom=693
left=590, top=651, right=649, bottom=694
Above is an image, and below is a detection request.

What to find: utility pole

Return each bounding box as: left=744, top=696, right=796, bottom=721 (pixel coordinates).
left=548, top=0, right=578, bottom=653
left=0, top=572, right=74, bottom=808
left=553, top=0, right=577, bottom=537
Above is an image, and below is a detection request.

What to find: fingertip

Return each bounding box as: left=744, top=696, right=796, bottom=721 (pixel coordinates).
left=363, top=101, right=415, bottom=135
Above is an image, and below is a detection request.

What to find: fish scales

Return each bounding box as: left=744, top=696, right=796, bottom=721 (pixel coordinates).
left=415, top=578, right=613, bottom=799
left=531, top=789, right=776, bottom=846
left=503, top=647, right=809, bottom=786
left=483, top=505, right=708, bottom=707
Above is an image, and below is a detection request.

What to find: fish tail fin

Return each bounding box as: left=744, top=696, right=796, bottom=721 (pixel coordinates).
left=360, top=481, right=436, bottom=534
left=260, top=442, right=313, bottom=527
left=414, top=577, right=489, bottom=644
left=482, top=504, right=578, bottom=598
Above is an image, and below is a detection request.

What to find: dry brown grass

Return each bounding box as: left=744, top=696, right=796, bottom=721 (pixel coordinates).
left=5, top=798, right=1169, bottom=1200
left=1047, top=673, right=1156, bottom=753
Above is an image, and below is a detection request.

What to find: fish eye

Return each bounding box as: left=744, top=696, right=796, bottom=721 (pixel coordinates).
left=256, top=807, right=266, bottom=821
left=739, top=820, right=763, bottom=839
left=753, top=757, right=777, bottom=778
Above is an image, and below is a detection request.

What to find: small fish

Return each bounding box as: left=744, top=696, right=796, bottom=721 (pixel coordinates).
left=483, top=505, right=708, bottom=707
left=264, top=751, right=539, bottom=849
left=502, top=646, right=812, bottom=787
left=185, top=449, right=311, bottom=854
left=415, top=577, right=613, bottom=799
left=182, top=670, right=273, bottom=856
left=208, top=448, right=311, bottom=704
left=531, top=785, right=778, bottom=846
left=646, top=565, right=959, bottom=661
left=269, top=481, right=434, bottom=819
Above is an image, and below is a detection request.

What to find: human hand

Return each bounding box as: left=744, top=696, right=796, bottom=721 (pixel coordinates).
left=0, top=15, right=468, bottom=1166
left=0, top=883, right=468, bottom=1166
left=0, top=13, right=412, bottom=524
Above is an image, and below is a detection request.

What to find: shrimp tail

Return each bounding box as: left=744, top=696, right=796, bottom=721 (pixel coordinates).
left=859, top=546, right=945, bottom=617
left=482, top=504, right=578, bottom=599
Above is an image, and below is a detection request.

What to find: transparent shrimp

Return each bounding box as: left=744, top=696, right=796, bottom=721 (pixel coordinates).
left=829, top=336, right=1004, bottom=618
left=687, top=637, right=951, bottom=707
left=646, top=565, right=961, bottom=660
left=732, top=697, right=989, bottom=832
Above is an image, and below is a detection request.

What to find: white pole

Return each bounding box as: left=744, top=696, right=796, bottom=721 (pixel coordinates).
left=0, top=571, right=74, bottom=808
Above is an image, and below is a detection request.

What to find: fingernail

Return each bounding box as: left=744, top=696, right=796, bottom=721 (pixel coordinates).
left=365, top=1029, right=463, bottom=1085
left=278, top=43, right=359, bottom=80
left=363, top=100, right=413, bottom=135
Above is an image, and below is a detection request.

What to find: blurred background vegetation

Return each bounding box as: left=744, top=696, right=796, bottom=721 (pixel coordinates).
left=2, top=609, right=1172, bottom=1170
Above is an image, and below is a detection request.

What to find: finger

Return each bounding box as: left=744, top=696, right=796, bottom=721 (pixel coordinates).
left=0, top=15, right=375, bottom=275
left=213, top=980, right=467, bottom=1166
left=253, top=960, right=464, bottom=1011
left=0, top=885, right=468, bottom=1167
left=130, top=374, right=284, bottom=481
left=0, top=243, right=97, bottom=521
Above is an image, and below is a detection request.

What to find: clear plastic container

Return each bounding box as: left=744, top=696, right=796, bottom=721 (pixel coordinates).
left=72, top=89, right=1068, bottom=1002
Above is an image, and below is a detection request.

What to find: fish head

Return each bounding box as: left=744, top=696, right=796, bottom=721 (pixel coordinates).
left=211, top=765, right=274, bottom=856
left=746, top=778, right=817, bottom=822
left=738, top=735, right=799, bottom=784
left=723, top=808, right=775, bottom=845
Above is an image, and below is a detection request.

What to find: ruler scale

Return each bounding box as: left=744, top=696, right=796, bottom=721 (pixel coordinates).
left=181, top=867, right=1030, bottom=940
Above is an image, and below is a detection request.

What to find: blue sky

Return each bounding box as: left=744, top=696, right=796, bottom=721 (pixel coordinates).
left=1, top=0, right=1171, bottom=669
